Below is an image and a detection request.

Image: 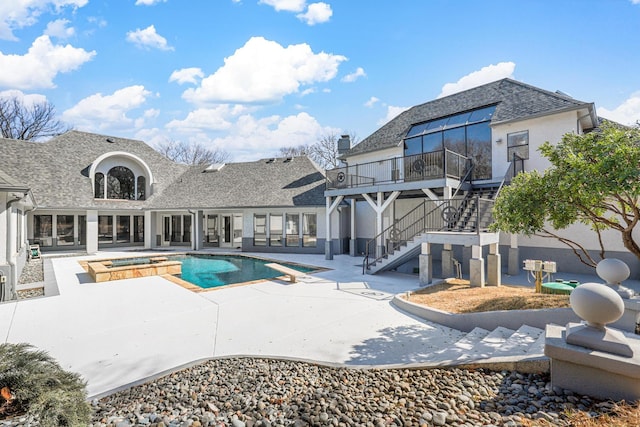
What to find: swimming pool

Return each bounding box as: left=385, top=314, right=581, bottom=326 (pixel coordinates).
left=173, top=254, right=316, bottom=289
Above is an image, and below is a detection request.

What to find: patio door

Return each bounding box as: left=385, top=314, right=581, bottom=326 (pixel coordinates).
left=162, top=215, right=171, bottom=246
left=221, top=215, right=233, bottom=247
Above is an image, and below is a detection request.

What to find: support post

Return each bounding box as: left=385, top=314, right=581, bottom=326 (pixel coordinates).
left=325, top=195, right=344, bottom=260
left=441, top=243, right=453, bottom=278
left=469, top=244, right=485, bottom=287
left=349, top=199, right=356, bottom=256
left=144, top=210, right=152, bottom=249
left=86, top=210, right=98, bottom=254
left=487, top=243, right=501, bottom=287
left=419, top=242, right=432, bottom=285
left=508, top=234, right=520, bottom=276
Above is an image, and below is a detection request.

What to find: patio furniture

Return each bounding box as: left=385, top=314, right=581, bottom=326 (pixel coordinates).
left=29, top=244, right=41, bottom=260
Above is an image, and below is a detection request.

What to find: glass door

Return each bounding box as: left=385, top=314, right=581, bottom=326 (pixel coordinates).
left=162, top=215, right=171, bottom=246
left=221, top=215, right=232, bottom=247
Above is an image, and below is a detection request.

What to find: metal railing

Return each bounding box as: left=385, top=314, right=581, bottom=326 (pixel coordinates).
left=327, top=150, right=471, bottom=190
left=362, top=195, right=497, bottom=272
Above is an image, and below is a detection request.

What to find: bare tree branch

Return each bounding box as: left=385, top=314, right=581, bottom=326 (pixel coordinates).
left=0, top=96, right=71, bottom=141
left=155, top=140, right=231, bottom=165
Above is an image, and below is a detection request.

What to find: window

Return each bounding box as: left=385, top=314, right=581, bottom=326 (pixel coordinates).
left=134, top=216, right=144, bottom=243
left=33, top=215, right=53, bottom=247
left=205, top=215, right=218, bottom=244
left=98, top=215, right=113, bottom=243
left=137, top=176, right=146, bottom=200
left=302, top=213, right=317, bottom=247
left=270, top=214, right=283, bottom=246
left=107, top=166, right=135, bottom=200
left=78, top=215, right=86, bottom=246
left=286, top=214, right=300, bottom=247
left=95, top=173, right=104, bottom=198
left=254, top=214, right=267, bottom=246
left=116, top=216, right=130, bottom=243
left=56, top=215, right=75, bottom=246
left=507, top=130, right=529, bottom=160
left=171, top=216, right=182, bottom=242
left=183, top=215, right=192, bottom=243
left=404, top=105, right=496, bottom=180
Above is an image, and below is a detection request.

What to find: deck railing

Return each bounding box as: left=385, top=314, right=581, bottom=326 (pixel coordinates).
left=326, top=150, right=471, bottom=190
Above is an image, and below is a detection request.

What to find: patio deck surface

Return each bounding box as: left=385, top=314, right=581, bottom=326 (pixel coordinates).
left=2, top=249, right=636, bottom=399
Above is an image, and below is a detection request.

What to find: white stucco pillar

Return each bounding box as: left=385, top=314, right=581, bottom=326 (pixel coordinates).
left=487, top=243, right=501, bottom=287
left=325, top=197, right=333, bottom=260
left=349, top=199, right=356, bottom=256
left=194, top=210, right=204, bottom=251
left=470, top=244, right=485, bottom=287
left=144, top=210, right=152, bottom=249
left=86, top=210, right=98, bottom=254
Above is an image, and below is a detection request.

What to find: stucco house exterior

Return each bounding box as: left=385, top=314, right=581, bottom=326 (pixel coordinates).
left=0, top=131, right=336, bottom=301
left=324, top=78, right=629, bottom=283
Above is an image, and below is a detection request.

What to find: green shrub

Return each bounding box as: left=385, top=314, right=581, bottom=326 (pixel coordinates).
left=0, top=343, right=91, bottom=426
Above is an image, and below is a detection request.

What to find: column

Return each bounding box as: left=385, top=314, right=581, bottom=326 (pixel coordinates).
left=508, top=234, right=520, bottom=276
left=441, top=243, right=453, bottom=278
left=487, top=243, right=501, bottom=287
left=144, top=210, right=152, bottom=249
left=469, top=244, right=485, bottom=287
left=194, top=210, right=204, bottom=251
left=349, top=199, right=357, bottom=256
left=325, top=197, right=333, bottom=260
left=86, top=210, right=98, bottom=254
left=419, top=242, right=432, bottom=285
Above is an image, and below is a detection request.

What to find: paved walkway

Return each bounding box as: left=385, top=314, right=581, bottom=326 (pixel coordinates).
left=1, top=251, right=465, bottom=399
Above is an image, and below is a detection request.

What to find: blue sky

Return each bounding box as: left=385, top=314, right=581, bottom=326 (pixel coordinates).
left=1, top=0, right=640, bottom=161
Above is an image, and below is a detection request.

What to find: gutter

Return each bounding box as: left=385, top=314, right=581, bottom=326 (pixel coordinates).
left=491, top=103, right=596, bottom=127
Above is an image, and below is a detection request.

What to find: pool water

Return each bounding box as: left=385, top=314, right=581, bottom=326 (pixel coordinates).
left=174, top=254, right=315, bottom=288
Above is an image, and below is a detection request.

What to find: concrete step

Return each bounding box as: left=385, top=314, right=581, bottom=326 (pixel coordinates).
left=456, top=326, right=515, bottom=361
left=495, top=325, right=544, bottom=355
left=432, top=327, right=490, bottom=360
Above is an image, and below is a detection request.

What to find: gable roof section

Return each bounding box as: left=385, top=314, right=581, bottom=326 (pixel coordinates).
left=0, top=169, right=30, bottom=192
left=0, top=131, right=186, bottom=209
left=149, top=156, right=326, bottom=210
left=347, top=78, right=595, bottom=157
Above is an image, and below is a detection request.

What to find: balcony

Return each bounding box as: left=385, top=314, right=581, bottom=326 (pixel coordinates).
left=326, top=150, right=470, bottom=190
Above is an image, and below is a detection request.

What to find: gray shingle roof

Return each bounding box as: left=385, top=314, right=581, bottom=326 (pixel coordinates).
left=0, top=131, right=186, bottom=209
left=0, top=169, right=29, bottom=191
left=148, top=156, right=326, bottom=210
left=347, top=78, right=595, bottom=157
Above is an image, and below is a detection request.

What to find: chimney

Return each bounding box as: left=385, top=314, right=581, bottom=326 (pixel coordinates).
left=337, top=134, right=351, bottom=155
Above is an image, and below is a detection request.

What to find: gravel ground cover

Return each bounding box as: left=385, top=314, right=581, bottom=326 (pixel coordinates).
left=17, top=259, right=43, bottom=284
left=84, top=357, right=615, bottom=427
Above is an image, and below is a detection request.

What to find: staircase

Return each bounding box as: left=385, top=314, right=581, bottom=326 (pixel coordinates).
left=432, top=324, right=546, bottom=363
left=364, top=185, right=501, bottom=274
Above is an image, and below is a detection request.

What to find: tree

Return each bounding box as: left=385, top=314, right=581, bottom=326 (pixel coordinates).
left=492, top=123, right=640, bottom=267
left=0, top=96, right=70, bottom=141
left=156, top=140, right=231, bottom=165
left=276, top=131, right=358, bottom=169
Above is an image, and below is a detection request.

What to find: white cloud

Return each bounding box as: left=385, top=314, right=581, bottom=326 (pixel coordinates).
left=300, top=87, right=316, bottom=96
left=44, top=19, right=75, bottom=39
left=169, top=67, right=204, bottom=85
left=135, top=0, right=167, bottom=5
left=341, top=67, right=366, bottom=83
left=597, top=92, right=640, bottom=125
left=182, top=36, right=346, bottom=104
left=126, top=25, right=173, bottom=51
left=207, top=112, right=338, bottom=161
left=364, top=96, right=379, bottom=108
left=166, top=105, right=247, bottom=132
left=0, top=89, right=48, bottom=107
left=62, top=85, right=152, bottom=131
left=378, top=105, right=410, bottom=126
left=0, top=0, right=87, bottom=41
left=259, top=0, right=306, bottom=12
left=297, top=2, right=332, bottom=25
left=0, top=35, right=95, bottom=90
left=438, top=61, right=516, bottom=98
left=632, top=0, right=640, bottom=4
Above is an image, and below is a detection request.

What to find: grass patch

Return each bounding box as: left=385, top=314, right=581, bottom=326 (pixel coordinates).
left=406, top=280, right=571, bottom=313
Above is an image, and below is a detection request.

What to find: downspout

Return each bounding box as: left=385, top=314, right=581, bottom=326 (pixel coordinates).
left=3, top=194, right=26, bottom=302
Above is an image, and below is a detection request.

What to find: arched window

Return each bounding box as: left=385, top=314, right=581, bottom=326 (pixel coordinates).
left=95, top=172, right=104, bottom=198
left=137, top=176, right=146, bottom=200
left=107, top=166, right=135, bottom=200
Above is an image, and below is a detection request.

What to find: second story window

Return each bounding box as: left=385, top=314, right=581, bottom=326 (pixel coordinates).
left=507, top=130, right=529, bottom=160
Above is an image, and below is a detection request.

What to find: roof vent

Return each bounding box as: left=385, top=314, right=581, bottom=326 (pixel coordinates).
left=265, top=158, right=276, bottom=164
left=555, top=90, right=573, bottom=98
left=204, top=163, right=225, bottom=172
left=283, top=157, right=293, bottom=163
left=106, top=138, right=115, bottom=143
